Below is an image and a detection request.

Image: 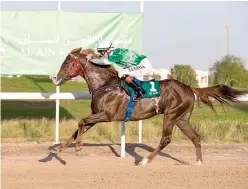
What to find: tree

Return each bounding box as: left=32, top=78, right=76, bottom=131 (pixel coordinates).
left=170, top=64, right=198, bottom=87
left=210, top=55, right=248, bottom=88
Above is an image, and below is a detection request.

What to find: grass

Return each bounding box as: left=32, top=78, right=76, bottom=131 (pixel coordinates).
left=1, top=75, right=88, bottom=92
left=1, top=76, right=248, bottom=143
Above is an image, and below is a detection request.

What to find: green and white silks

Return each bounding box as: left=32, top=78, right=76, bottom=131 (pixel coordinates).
left=91, top=48, right=152, bottom=79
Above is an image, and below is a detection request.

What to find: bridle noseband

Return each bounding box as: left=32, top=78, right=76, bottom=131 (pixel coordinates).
left=64, top=53, right=88, bottom=80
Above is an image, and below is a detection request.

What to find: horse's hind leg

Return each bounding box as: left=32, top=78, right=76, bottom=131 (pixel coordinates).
left=176, top=116, right=203, bottom=165
left=138, top=113, right=177, bottom=166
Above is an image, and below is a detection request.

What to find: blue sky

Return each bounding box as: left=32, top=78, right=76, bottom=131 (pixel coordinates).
left=2, top=1, right=248, bottom=71
left=143, top=1, right=248, bottom=71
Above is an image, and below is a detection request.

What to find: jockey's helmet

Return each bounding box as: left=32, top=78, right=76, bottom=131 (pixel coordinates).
left=97, top=41, right=115, bottom=55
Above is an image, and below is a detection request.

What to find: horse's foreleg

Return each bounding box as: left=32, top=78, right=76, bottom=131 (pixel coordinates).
left=51, top=123, right=95, bottom=154
left=75, top=123, right=95, bottom=155
left=51, top=129, right=79, bottom=154
left=75, top=112, right=110, bottom=154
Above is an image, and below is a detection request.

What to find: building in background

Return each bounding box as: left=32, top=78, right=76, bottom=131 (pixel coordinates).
left=144, top=68, right=171, bottom=80
left=146, top=68, right=209, bottom=88
left=195, top=69, right=208, bottom=88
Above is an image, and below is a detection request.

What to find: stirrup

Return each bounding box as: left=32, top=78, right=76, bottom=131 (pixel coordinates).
left=132, top=96, right=140, bottom=102
left=132, top=92, right=145, bottom=101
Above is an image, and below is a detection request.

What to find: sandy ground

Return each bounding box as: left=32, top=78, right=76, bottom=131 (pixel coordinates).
left=2, top=141, right=248, bottom=189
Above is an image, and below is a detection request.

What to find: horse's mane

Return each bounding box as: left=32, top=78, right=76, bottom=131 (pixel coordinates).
left=77, top=48, right=119, bottom=77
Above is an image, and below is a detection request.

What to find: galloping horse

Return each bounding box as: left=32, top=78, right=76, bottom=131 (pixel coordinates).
left=52, top=47, right=248, bottom=166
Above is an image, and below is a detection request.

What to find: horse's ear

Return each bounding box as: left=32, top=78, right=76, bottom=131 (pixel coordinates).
left=79, top=48, right=84, bottom=54
left=80, top=49, right=93, bottom=55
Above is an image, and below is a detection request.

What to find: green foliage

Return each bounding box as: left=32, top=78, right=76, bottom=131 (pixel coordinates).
left=170, top=64, right=198, bottom=87
left=2, top=104, right=248, bottom=142
left=149, top=72, right=161, bottom=80
left=210, top=55, right=248, bottom=88
left=1, top=75, right=89, bottom=92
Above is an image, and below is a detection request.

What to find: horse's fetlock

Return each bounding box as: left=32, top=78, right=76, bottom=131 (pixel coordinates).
left=160, top=136, right=171, bottom=147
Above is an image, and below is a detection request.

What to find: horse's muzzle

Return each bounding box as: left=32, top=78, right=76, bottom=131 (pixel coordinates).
left=52, top=75, right=63, bottom=86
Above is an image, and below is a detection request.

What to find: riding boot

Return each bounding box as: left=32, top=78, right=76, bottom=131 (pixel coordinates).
left=129, top=80, right=146, bottom=101
left=122, top=75, right=146, bottom=101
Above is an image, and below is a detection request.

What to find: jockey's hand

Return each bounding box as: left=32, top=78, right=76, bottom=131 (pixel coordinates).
left=86, top=53, right=93, bottom=61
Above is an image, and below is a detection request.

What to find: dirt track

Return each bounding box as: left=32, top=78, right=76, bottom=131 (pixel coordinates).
left=2, top=141, right=248, bottom=189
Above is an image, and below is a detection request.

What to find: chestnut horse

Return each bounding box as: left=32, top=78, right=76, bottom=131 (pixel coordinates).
left=51, top=47, right=248, bottom=166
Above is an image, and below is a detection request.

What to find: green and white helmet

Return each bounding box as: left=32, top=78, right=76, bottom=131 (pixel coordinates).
left=97, top=41, right=115, bottom=55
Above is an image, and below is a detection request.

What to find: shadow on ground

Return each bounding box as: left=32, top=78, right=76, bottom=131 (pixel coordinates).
left=39, top=143, right=188, bottom=165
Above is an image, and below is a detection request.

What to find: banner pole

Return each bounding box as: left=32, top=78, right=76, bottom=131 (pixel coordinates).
left=55, top=0, right=61, bottom=144
left=138, top=1, right=144, bottom=144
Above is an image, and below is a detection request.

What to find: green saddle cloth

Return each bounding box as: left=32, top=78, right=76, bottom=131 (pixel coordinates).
left=121, top=79, right=161, bottom=98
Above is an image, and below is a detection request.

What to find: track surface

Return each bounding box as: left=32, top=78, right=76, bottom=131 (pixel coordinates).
left=2, top=141, right=248, bottom=189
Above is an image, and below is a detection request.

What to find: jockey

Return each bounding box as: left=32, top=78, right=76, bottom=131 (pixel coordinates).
left=86, top=40, right=152, bottom=101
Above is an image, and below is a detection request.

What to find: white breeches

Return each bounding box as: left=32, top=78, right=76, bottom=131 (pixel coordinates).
left=117, top=58, right=152, bottom=79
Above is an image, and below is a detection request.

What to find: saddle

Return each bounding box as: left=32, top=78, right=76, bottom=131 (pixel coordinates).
left=121, top=79, right=161, bottom=122
left=121, top=79, right=161, bottom=99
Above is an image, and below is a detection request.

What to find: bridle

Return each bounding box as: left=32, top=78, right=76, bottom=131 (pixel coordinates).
left=64, top=53, right=89, bottom=80
left=62, top=48, right=122, bottom=95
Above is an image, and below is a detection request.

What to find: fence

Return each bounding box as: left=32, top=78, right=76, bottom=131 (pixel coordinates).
left=1, top=91, right=248, bottom=158
left=1, top=91, right=247, bottom=157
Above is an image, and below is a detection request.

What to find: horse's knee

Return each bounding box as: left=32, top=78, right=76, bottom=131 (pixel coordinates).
left=78, top=120, right=85, bottom=127
left=78, top=121, right=94, bottom=135
left=160, top=135, right=171, bottom=148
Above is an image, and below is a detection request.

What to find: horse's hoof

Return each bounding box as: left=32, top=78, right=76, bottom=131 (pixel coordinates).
left=138, top=157, right=149, bottom=166
left=196, top=160, right=203, bottom=165
left=75, top=148, right=83, bottom=156
left=50, top=148, right=59, bottom=155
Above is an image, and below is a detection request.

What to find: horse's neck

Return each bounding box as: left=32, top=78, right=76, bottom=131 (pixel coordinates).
left=82, top=63, right=120, bottom=92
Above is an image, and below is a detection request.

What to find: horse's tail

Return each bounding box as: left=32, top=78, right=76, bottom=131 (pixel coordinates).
left=191, top=84, right=248, bottom=112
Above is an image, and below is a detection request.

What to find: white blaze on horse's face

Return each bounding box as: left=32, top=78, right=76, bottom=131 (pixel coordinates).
left=51, top=48, right=86, bottom=86
left=52, top=74, right=63, bottom=86
left=51, top=55, right=71, bottom=86
left=52, top=68, right=66, bottom=86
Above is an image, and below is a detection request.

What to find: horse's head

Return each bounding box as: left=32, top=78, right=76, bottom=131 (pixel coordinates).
left=52, top=47, right=97, bottom=86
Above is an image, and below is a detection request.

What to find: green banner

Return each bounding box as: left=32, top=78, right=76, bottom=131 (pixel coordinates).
left=0, top=11, right=143, bottom=75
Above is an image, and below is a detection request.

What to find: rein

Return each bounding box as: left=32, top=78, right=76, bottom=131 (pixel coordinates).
left=64, top=53, right=88, bottom=80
